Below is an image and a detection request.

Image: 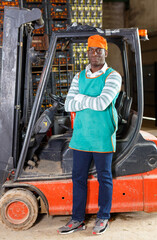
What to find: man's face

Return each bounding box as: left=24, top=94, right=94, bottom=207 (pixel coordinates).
left=87, top=47, right=108, bottom=67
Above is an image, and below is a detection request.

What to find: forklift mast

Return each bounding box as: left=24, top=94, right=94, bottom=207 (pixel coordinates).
left=0, top=7, right=43, bottom=192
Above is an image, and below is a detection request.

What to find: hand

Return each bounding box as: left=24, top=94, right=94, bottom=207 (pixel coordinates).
left=74, top=94, right=85, bottom=103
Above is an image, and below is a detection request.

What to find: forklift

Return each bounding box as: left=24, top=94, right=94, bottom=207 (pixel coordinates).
left=0, top=7, right=157, bottom=231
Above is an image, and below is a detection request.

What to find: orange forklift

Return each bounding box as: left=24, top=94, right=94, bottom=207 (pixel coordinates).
left=0, top=7, right=157, bottom=231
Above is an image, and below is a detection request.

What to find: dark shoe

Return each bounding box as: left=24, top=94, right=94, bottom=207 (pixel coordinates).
left=57, top=219, right=85, bottom=234
left=92, top=218, right=109, bottom=235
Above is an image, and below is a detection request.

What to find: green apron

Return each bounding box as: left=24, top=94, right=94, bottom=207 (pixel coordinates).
left=69, top=68, right=119, bottom=152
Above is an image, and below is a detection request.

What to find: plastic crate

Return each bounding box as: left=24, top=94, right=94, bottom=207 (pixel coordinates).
left=0, top=11, right=4, bottom=25
left=23, top=3, right=44, bottom=15
left=49, top=0, right=67, bottom=3
left=50, top=4, right=68, bottom=19
left=24, top=4, right=43, bottom=10
left=54, top=72, right=72, bottom=81
left=52, top=20, right=68, bottom=31
left=53, top=51, right=70, bottom=65
left=0, top=0, right=19, bottom=9
left=56, top=43, right=70, bottom=50
left=70, top=0, right=102, bottom=4
left=32, top=34, right=49, bottom=51
left=53, top=58, right=70, bottom=65
left=33, top=26, right=45, bottom=35
left=25, top=0, right=43, bottom=2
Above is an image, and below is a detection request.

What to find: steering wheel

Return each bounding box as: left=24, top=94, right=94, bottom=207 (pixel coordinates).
left=49, top=93, right=65, bottom=113
left=49, top=93, right=71, bottom=131
left=49, top=93, right=64, bottom=105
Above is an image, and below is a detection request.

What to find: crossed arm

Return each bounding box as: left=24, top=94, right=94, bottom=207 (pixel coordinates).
left=64, top=71, right=122, bottom=112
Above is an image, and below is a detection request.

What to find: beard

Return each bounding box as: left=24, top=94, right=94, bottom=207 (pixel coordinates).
left=90, top=58, right=105, bottom=67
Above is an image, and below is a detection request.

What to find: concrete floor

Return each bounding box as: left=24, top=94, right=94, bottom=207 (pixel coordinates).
left=0, top=212, right=157, bottom=240
left=141, top=119, right=157, bottom=137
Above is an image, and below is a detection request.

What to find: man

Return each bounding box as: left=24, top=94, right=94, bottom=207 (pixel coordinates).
left=58, top=35, right=122, bottom=235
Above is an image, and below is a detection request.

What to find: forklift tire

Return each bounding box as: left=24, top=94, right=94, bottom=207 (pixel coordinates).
left=0, top=188, right=38, bottom=231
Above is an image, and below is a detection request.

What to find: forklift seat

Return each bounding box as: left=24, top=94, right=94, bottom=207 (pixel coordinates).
left=26, top=103, right=58, bottom=163
left=116, top=91, right=132, bottom=138
left=115, top=91, right=125, bottom=123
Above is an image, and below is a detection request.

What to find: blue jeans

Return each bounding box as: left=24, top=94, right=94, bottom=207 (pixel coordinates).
left=72, top=150, right=113, bottom=221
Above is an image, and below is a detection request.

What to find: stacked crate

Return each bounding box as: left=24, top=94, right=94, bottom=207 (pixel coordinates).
left=0, top=0, right=104, bottom=101
left=0, top=0, right=72, bottom=106
left=0, top=0, right=19, bottom=9
left=70, top=0, right=103, bottom=72
left=0, top=0, right=19, bottom=46
left=48, top=0, right=72, bottom=97
left=70, top=0, right=102, bottom=28
left=23, top=0, right=72, bottom=101
left=49, top=0, right=69, bottom=32
left=23, top=0, right=51, bottom=111
left=24, top=0, right=46, bottom=35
